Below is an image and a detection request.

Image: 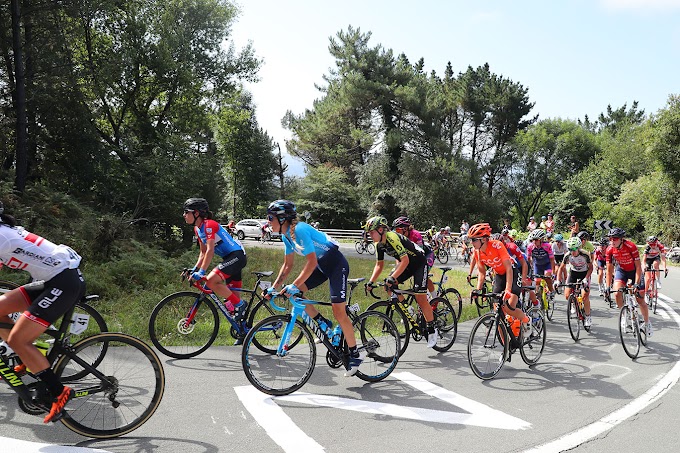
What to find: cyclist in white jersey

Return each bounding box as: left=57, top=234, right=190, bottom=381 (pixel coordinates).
left=0, top=202, right=85, bottom=423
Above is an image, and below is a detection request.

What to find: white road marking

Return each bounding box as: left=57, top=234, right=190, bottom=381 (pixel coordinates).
left=0, top=438, right=110, bottom=452
left=525, top=295, right=680, bottom=452
left=236, top=372, right=530, bottom=452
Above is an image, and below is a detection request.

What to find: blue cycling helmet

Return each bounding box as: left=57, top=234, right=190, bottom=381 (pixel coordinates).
left=554, top=233, right=564, bottom=241
left=267, top=200, right=297, bottom=223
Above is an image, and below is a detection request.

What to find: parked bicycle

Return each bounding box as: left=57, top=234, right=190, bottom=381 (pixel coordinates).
left=430, top=266, right=464, bottom=321
left=467, top=291, right=546, bottom=380
left=241, top=290, right=400, bottom=396
left=617, top=285, right=648, bottom=359
left=354, top=239, right=376, bottom=255
left=149, top=270, right=279, bottom=358
left=0, top=300, right=164, bottom=438
left=365, top=282, right=457, bottom=356
left=563, top=280, right=591, bottom=341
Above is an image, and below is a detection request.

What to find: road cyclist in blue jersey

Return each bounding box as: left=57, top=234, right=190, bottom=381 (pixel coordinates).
left=183, top=198, right=248, bottom=334
left=264, top=200, right=364, bottom=376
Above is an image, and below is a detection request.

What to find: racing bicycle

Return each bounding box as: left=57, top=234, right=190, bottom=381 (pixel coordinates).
left=563, top=280, right=591, bottom=341
left=354, top=239, right=376, bottom=255
left=617, top=285, right=648, bottom=359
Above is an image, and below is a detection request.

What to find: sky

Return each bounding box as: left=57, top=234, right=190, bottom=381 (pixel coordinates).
left=230, top=0, right=680, bottom=176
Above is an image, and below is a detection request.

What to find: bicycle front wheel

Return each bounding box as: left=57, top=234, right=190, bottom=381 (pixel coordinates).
left=619, top=305, right=640, bottom=359
left=436, top=249, right=449, bottom=264
left=247, top=298, right=303, bottom=354
left=149, top=291, right=220, bottom=359
left=354, top=241, right=364, bottom=254
left=567, top=296, right=580, bottom=342
left=441, top=288, right=463, bottom=321
left=353, top=310, right=400, bottom=382
left=521, top=307, right=546, bottom=366
left=366, top=242, right=375, bottom=255
left=468, top=313, right=508, bottom=380
left=430, top=297, right=457, bottom=352
left=366, top=300, right=410, bottom=356
left=242, top=315, right=316, bottom=396
left=54, top=333, right=165, bottom=439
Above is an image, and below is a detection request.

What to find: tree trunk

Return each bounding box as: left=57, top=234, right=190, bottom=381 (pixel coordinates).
left=11, top=0, right=28, bottom=193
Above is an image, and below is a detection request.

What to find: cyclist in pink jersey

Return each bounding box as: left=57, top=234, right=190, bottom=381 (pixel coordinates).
left=604, top=228, right=651, bottom=336
left=0, top=203, right=85, bottom=423
left=526, top=229, right=556, bottom=295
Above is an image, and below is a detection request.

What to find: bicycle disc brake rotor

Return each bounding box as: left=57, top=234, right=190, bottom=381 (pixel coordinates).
left=177, top=318, right=195, bottom=334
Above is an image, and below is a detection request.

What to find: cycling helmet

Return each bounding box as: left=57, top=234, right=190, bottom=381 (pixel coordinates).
left=491, top=233, right=502, bottom=240
left=554, top=233, right=564, bottom=242
left=392, top=216, right=411, bottom=229
left=508, top=229, right=518, bottom=238
left=501, top=227, right=510, bottom=236
left=607, top=227, right=626, bottom=238
left=647, top=235, right=657, bottom=243
left=599, top=237, right=610, bottom=247
left=566, top=237, right=582, bottom=251
left=183, top=197, right=209, bottom=214
left=445, top=226, right=451, bottom=232
left=527, top=229, right=547, bottom=241
left=468, top=223, right=492, bottom=238
left=576, top=231, right=590, bottom=241
left=267, top=199, right=297, bottom=222
left=363, top=216, right=389, bottom=232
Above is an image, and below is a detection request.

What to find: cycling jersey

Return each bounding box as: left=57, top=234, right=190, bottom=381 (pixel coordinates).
left=475, top=239, right=511, bottom=275
left=406, top=229, right=424, bottom=247
left=282, top=221, right=339, bottom=258
left=605, top=239, right=640, bottom=272
left=504, top=241, right=526, bottom=268
left=527, top=241, right=554, bottom=265
left=593, top=247, right=606, bottom=262
left=0, top=224, right=81, bottom=281
left=552, top=241, right=568, bottom=256
left=561, top=250, right=591, bottom=273
left=194, top=219, right=244, bottom=258
left=644, top=241, right=665, bottom=258
left=376, top=231, right=426, bottom=263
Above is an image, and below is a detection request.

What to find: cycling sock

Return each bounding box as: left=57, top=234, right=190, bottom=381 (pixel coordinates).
left=226, top=292, right=240, bottom=311
left=36, top=368, right=64, bottom=398
left=349, top=345, right=359, bottom=357
left=426, top=321, right=436, bottom=334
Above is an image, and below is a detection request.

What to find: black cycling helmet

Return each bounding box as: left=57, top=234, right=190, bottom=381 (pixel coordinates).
left=183, top=198, right=209, bottom=214
left=607, top=227, right=626, bottom=238
left=599, top=237, right=610, bottom=247
left=576, top=230, right=590, bottom=241
left=267, top=199, right=297, bottom=223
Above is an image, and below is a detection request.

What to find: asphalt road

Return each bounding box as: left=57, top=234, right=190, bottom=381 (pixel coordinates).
left=2, top=241, right=680, bottom=452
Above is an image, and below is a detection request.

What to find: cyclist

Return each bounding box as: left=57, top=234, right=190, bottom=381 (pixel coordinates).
left=392, top=216, right=436, bottom=297
left=495, top=233, right=530, bottom=294
left=552, top=233, right=568, bottom=288
left=460, top=220, right=470, bottom=236
left=226, top=219, right=236, bottom=236
left=594, top=237, right=609, bottom=295
left=265, top=200, right=364, bottom=375
left=469, top=223, right=529, bottom=325
left=364, top=216, right=439, bottom=348
left=526, top=229, right=557, bottom=296
left=643, top=236, right=667, bottom=292
left=604, top=228, right=652, bottom=336
left=558, top=237, right=594, bottom=327
left=183, top=198, right=248, bottom=328
left=0, top=202, right=85, bottom=423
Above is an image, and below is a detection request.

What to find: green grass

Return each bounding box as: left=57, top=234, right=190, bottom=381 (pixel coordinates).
left=0, top=245, right=478, bottom=345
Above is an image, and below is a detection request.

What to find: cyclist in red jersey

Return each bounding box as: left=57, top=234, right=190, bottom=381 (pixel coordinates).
left=469, top=223, right=528, bottom=324
left=604, top=228, right=651, bottom=336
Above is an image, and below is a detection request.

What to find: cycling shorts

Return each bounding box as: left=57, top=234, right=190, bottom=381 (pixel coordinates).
left=214, top=250, right=247, bottom=283
left=614, top=268, right=644, bottom=287
left=395, top=260, right=429, bottom=293
left=567, top=270, right=588, bottom=286
left=533, top=261, right=553, bottom=278
left=554, top=254, right=565, bottom=266
left=492, top=266, right=521, bottom=296
left=303, top=247, right=348, bottom=303
left=20, top=268, right=86, bottom=328
left=596, top=259, right=606, bottom=269
left=645, top=256, right=661, bottom=268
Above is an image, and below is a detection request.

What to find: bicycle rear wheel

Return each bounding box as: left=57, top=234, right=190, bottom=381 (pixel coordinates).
left=619, top=305, right=640, bottom=359
left=521, top=307, right=546, bottom=366
left=651, top=288, right=658, bottom=315
left=54, top=333, right=165, bottom=439
left=354, top=241, right=364, bottom=254
left=441, top=288, right=463, bottom=321
left=366, top=300, right=410, bottom=356
left=366, top=242, right=376, bottom=255
left=354, top=311, right=400, bottom=382
left=430, top=297, right=457, bottom=352
left=436, top=248, right=449, bottom=264
left=149, top=291, right=219, bottom=359
left=567, top=296, right=580, bottom=342
left=468, top=313, right=508, bottom=380
left=241, top=315, right=315, bottom=396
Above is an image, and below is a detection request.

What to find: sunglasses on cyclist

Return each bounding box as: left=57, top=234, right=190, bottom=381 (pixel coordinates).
left=183, top=209, right=194, bottom=215
left=267, top=215, right=275, bottom=221
left=471, top=238, right=481, bottom=243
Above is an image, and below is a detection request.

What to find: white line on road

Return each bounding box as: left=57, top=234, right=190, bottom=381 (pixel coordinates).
left=0, top=438, right=111, bottom=453
left=524, top=294, right=680, bottom=452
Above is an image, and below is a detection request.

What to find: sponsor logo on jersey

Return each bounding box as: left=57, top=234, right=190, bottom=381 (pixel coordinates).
left=12, top=247, right=46, bottom=261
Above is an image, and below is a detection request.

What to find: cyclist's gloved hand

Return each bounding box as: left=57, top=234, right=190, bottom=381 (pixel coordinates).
left=283, top=283, right=302, bottom=297
left=470, top=288, right=482, bottom=297
left=635, top=282, right=645, bottom=291
left=263, top=286, right=277, bottom=300
left=466, top=274, right=472, bottom=284
left=385, top=276, right=398, bottom=288
left=365, top=280, right=377, bottom=289
left=190, top=269, right=206, bottom=281
left=604, top=286, right=611, bottom=296
left=503, top=290, right=513, bottom=301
